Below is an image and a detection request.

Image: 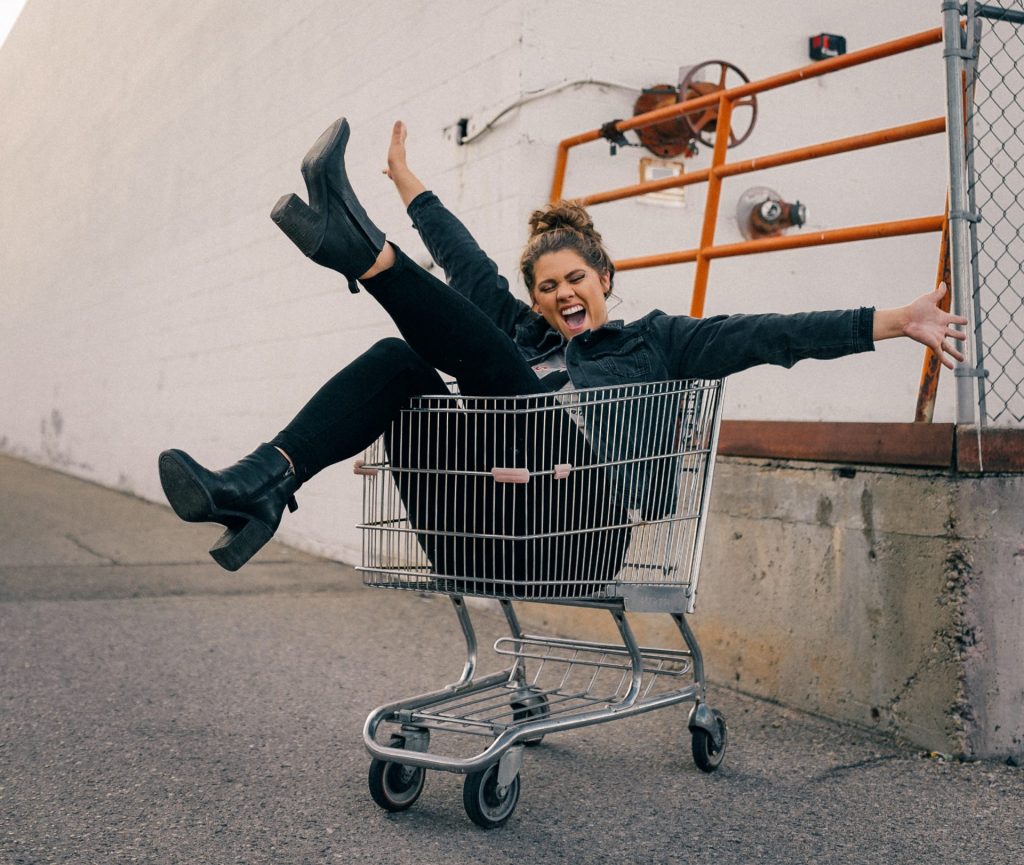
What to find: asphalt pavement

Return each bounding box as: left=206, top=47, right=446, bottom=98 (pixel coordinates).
left=1, top=453, right=1021, bottom=864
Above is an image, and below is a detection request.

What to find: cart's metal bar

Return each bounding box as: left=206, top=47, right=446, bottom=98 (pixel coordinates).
left=451, top=595, right=477, bottom=688
left=673, top=612, right=706, bottom=703
left=502, top=632, right=694, bottom=660
left=494, top=638, right=692, bottom=677
left=365, top=683, right=700, bottom=774
left=684, top=381, right=725, bottom=612
left=362, top=669, right=515, bottom=727
left=493, top=647, right=691, bottom=676
left=499, top=599, right=528, bottom=686
left=402, top=688, right=624, bottom=738
left=363, top=450, right=714, bottom=483
left=356, top=512, right=700, bottom=543
left=404, top=383, right=710, bottom=413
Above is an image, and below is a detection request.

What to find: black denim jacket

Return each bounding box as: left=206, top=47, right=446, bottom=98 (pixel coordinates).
left=407, top=191, right=875, bottom=389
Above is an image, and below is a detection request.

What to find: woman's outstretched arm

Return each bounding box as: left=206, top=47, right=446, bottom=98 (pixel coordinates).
left=653, top=285, right=969, bottom=381
left=382, top=121, right=535, bottom=337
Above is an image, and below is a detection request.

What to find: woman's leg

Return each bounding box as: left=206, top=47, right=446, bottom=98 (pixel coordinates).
left=160, top=338, right=446, bottom=571
left=360, top=244, right=544, bottom=398
left=270, top=337, right=446, bottom=484
left=271, top=117, right=542, bottom=397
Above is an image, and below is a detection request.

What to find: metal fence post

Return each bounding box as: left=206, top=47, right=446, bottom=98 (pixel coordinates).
left=943, top=0, right=979, bottom=426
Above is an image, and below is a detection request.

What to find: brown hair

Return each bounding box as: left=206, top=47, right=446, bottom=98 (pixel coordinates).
left=520, top=200, right=615, bottom=296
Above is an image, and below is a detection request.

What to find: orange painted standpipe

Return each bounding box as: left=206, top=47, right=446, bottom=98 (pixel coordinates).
left=579, top=116, right=946, bottom=208
left=691, top=95, right=734, bottom=317
left=549, top=27, right=943, bottom=202
left=614, top=215, right=945, bottom=272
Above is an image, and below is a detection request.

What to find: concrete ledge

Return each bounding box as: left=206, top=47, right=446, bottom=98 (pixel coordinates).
left=516, top=455, right=1024, bottom=761
left=719, top=420, right=1024, bottom=473
left=719, top=420, right=954, bottom=467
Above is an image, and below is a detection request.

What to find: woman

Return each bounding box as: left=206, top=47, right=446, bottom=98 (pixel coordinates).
left=158, top=118, right=967, bottom=579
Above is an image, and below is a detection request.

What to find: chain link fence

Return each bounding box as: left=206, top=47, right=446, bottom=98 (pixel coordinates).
left=964, top=0, right=1024, bottom=427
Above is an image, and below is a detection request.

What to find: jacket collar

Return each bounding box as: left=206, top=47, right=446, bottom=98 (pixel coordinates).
left=517, top=315, right=627, bottom=350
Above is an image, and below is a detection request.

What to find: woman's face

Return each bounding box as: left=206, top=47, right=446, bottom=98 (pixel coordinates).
left=530, top=249, right=610, bottom=341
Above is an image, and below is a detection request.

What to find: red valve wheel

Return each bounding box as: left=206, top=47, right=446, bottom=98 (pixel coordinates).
left=679, top=59, right=758, bottom=149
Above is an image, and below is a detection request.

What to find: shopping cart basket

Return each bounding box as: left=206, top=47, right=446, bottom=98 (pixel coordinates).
left=355, top=378, right=726, bottom=827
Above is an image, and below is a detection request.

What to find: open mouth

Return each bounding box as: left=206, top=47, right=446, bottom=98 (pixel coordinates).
left=561, top=303, right=587, bottom=331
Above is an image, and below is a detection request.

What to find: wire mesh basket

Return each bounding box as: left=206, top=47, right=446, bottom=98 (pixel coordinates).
left=355, top=378, right=724, bottom=612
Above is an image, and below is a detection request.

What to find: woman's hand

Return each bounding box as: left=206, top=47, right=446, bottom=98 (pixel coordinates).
left=873, top=283, right=968, bottom=369
left=383, top=120, right=426, bottom=207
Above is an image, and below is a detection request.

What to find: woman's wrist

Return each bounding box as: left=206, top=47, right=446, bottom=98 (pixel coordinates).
left=872, top=306, right=910, bottom=342
left=390, top=167, right=427, bottom=207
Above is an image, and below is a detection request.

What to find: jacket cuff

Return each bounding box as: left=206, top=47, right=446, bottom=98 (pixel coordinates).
left=857, top=306, right=876, bottom=352
left=406, top=189, right=439, bottom=224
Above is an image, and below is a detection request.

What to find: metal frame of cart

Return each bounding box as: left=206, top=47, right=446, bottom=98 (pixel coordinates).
left=355, top=378, right=726, bottom=828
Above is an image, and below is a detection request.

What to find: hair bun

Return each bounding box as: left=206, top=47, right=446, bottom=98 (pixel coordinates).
left=519, top=199, right=614, bottom=293
left=527, top=200, right=596, bottom=240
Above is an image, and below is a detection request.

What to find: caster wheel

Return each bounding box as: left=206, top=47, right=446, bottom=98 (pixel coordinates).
left=368, top=734, right=426, bottom=812
left=691, top=709, right=727, bottom=773
left=463, top=763, right=520, bottom=829
left=511, top=691, right=550, bottom=746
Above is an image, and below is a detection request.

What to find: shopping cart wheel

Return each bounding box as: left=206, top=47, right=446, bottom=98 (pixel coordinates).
left=368, top=735, right=426, bottom=812
left=511, top=692, right=550, bottom=746
left=691, top=709, right=727, bottom=773
left=463, top=763, right=521, bottom=829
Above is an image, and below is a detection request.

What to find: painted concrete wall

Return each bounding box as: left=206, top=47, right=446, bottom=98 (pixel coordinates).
left=1, top=0, right=950, bottom=563
left=518, top=460, right=1024, bottom=760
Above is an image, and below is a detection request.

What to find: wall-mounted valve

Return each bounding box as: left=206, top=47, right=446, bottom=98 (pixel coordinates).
left=630, top=60, right=758, bottom=158
left=736, top=186, right=806, bottom=240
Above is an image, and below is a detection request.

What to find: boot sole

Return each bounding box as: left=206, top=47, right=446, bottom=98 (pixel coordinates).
left=299, top=116, right=350, bottom=187
left=158, top=449, right=215, bottom=522
left=158, top=450, right=248, bottom=529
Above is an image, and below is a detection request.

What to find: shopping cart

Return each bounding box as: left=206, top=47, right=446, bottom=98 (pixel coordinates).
left=355, top=378, right=726, bottom=827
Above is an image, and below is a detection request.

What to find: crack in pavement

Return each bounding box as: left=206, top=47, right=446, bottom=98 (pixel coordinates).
left=63, top=533, right=120, bottom=565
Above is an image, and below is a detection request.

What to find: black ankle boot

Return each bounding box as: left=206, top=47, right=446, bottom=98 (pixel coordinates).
left=158, top=443, right=299, bottom=571
left=270, top=117, right=385, bottom=294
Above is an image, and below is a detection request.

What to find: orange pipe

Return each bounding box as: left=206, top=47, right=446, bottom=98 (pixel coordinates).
left=915, top=205, right=952, bottom=422
left=549, top=27, right=943, bottom=202
left=550, top=142, right=571, bottom=201
left=615, top=215, right=945, bottom=272
left=716, top=117, right=946, bottom=177
left=580, top=167, right=712, bottom=206
left=578, top=117, right=946, bottom=207
left=691, top=95, right=734, bottom=317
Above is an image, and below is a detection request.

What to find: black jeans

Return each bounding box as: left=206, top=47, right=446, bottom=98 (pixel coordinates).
left=271, top=245, right=629, bottom=595
left=270, top=246, right=546, bottom=481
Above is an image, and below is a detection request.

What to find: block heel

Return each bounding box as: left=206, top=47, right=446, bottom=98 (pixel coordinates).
left=270, top=117, right=385, bottom=294
left=270, top=193, right=325, bottom=258
left=209, top=519, right=275, bottom=571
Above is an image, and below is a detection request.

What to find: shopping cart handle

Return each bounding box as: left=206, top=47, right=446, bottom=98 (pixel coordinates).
left=491, top=467, right=531, bottom=484
left=353, top=459, right=378, bottom=477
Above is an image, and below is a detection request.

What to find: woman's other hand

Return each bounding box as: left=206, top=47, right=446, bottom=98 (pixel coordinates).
left=383, top=120, right=426, bottom=206
left=873, top=283, right=969, bottom=369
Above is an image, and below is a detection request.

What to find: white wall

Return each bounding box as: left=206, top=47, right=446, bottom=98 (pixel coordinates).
left=0, top=0, right=952, bottom=562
